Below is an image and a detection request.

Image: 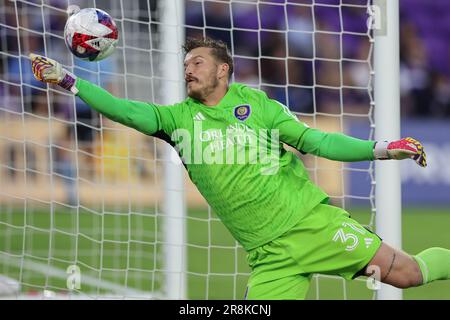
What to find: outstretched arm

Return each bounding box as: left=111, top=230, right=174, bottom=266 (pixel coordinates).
left=265, top=98, right=427, bottom=167
left=299, top=128, right=375, bottom=162
left=29, top=53, right=173, bottom=136
left=299, top=129, right=426, bottom=167
left=75, top=78, right=160, bottom=135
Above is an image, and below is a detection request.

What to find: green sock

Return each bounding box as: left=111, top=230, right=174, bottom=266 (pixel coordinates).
left=414, top=247, right=450, bottom=284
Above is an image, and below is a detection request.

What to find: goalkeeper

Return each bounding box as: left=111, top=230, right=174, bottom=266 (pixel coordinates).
left=30, top=37, right=450, bottom=299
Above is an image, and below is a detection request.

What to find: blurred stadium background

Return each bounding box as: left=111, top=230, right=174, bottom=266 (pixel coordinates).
left=0, top=0, right=449, bottom=299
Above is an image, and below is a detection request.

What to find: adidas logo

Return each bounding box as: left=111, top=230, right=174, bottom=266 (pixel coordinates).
left=193, top=112, right=205, bottom=121
left=364, top=238, right=374, bottom=248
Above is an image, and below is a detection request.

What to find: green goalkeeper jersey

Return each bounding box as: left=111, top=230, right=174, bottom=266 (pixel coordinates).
left=75, top=79, right=375, bottom=251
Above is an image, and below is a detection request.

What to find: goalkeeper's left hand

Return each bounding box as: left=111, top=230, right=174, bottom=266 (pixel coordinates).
left=374, top=137, right=427, bottom=167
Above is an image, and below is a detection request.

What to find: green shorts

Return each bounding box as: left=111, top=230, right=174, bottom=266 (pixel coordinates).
left=245, top=203, right=382, bottom=300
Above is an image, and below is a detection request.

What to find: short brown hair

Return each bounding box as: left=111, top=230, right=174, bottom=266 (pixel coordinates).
left=183, top=37, right=234, bottom=77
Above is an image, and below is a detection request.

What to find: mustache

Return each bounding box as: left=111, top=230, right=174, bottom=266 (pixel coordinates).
left=185, top=76, right=198, bottom=82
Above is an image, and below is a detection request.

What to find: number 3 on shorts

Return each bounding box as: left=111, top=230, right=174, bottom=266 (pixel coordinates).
left=332, top=228, right=359, bottom=251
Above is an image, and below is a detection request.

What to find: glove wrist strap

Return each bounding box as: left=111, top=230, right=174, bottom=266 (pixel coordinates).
left=374, top=140, right=390, bottom=160
left=59, top=71, right=78, bottom=94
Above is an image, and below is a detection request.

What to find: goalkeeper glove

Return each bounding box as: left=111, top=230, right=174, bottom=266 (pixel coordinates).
left=374, top=137, right=427, bottom=167
left=29, top=53, right=78, bottom=94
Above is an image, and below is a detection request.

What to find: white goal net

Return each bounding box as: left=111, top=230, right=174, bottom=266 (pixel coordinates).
left=0, top=0, right=378, bottom=299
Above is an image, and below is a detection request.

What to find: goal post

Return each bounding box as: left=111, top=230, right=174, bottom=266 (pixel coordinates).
left=373, top=0, right=402, bottom=300
left=160, top=0, right=187, bottom=300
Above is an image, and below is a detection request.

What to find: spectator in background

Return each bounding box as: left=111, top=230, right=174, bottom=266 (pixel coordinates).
left=233, top=58, right=259, bottom=86
left=400, top=22, right=432, bottom=117
left=72, top=57, right=118, bottom=179
left=428, top=72, right=450, bottom=117
left=286, top=5, right=314, bottom=59
left=53, top=125, right=77, bottom=206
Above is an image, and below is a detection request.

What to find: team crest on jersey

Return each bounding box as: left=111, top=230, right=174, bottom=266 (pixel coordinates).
left=234, top=105, right=251, bottom=121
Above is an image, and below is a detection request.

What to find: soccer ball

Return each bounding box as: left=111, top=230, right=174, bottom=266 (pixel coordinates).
left=64, top=8, right=119, bottom=62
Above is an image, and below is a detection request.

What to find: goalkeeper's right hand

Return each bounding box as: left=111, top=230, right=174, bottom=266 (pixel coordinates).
left=29, top=53, right=78, bottom=94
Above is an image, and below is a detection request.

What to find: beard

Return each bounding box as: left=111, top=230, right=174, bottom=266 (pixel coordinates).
left=187, top=72, right=220, bottom=102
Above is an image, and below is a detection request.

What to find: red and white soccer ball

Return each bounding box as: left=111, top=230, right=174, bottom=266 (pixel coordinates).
left=64, top=7, right=119, bottom=62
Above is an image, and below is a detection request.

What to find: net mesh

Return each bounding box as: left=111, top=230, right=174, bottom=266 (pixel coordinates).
left=0, top=0, right=376, bottom=299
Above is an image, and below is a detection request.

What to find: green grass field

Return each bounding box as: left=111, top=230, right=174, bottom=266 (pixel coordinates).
left=0, top=206, right=449, bottom=299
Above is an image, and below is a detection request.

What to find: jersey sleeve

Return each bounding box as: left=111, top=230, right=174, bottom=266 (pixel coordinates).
left=262, top=94, right=310, bottom=149
left=300, top=129, right=376, bottom=161
left=263, top=94, right=375, bottom=162
left=75, top=78, right=178, bottom=138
